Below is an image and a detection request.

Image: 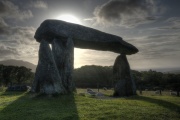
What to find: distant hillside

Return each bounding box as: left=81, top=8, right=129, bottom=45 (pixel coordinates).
left=0, top=59, right=36, bottom=72
left=136, top=68, right=180, bottom=74
left=166, top=70, right=180, bottom=74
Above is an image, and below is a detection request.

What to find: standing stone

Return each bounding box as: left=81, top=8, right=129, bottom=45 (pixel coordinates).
left=113, top=54, right=136, bottom=96
left=31, top=40, right=66, bottom=94
left=52, top=37, right=75, bottom=93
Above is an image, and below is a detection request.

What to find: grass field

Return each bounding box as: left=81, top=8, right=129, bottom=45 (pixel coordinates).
left=0, top=89, right=179, bottom=120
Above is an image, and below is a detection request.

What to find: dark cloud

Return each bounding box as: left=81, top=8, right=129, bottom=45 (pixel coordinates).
left=0, top=17, right=10, bottom=35
left=166, top=17, right=180, bottom=25
left=30, top=0, right=48, bottom=9
left=93, top=0, right=161, bottom=27
left=0, top=42, right=39, bottom=62
left=148, top=17, right=180, bottom=32
left=0, top=18, right=35, bottom=44
left=0, top=17, right=37, bottom=62
left=0, top=0, right=33, bottom=20
left=12, top=26, right=35, bottom=42
left=0, top=44, right=20, bottom=58
left=126, top=33, right=180, bottom=60
left=0, top=1, right=37, bottom=63
left=155, top=17, right=180, bottom=30
left=155, top=26, right=180, bottom=30
left=0, top=30, right=38, bottom=62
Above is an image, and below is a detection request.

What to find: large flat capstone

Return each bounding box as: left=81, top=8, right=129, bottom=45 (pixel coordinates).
left=34, top=20, right=138, bottom=55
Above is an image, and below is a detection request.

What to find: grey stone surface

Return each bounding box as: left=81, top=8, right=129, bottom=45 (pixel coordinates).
left=31, top=40, right=66, bottom=94
left=34, top=20, right=138, bottom=55
left=52, top=38, right=75, bottom=93
left=113, top=54, right=136, bottom=96
left=32, top=20, right=139, bottom=95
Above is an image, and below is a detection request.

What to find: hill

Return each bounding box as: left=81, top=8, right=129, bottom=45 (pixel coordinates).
left=0, top=59, right=36, bottom=72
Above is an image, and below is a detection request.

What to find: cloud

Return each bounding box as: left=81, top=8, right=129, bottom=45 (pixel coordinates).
left=74, top=30, right=180, bottom=69
left=0, top=18, right=38, bottom=63
left=0, top=17, right=10, bottom=35
left=166, top=17, right=180, bottom=25
left=151, top=17, right=180, bottom=31
left=0, top=44, right=20, bottom=58
left=123, top=32, right=180, bottom=69
left=126, top=33, right=180, bottom=60
left=30, top=0, right=48, bottom=9
left=91, top=0, right=162, bottom=27
left=12, top=26, right=36, bottom=42
left=0, top=41, right=39, bottom=62
left=0, top=0, right=33, bottom=20
left=0, top=1, right=38, bottom=64
left=0, top=18, right=36, bottom=43
left=6, top=27, right=36, bottom=45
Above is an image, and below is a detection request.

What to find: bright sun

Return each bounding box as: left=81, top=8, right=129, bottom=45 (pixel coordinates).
left=56, top=14, right=81, bottom=24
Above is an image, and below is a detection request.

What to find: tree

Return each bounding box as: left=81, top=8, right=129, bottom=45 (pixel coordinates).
left=2, top=66, right=16, bottom=86
left=0, top=65, right=35, bottom=86
left=0, top=65, right=4, bottom=86
left=15, top=66, right=32, bottom=85
left=73, top=65, right=113, bottom=88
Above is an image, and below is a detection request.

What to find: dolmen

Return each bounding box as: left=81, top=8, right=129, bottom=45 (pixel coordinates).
left=31, top=20, right=138, bottom=96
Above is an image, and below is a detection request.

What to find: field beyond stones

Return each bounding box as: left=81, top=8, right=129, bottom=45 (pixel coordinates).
left=0, top=89, right=179, bottom=120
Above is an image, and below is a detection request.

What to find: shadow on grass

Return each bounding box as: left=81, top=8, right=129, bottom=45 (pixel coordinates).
left=129, top=95, right=180, bottom=113
left=1, top=91, right=26, bottom=96
left=0, top=91, right=79, bottom=120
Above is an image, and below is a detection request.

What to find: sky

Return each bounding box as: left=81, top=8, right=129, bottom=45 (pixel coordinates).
left=0, top=0, right=180, bottom=70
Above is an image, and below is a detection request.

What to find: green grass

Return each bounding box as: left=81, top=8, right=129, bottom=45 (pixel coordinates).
left=0, top=89, right=179, bottom=120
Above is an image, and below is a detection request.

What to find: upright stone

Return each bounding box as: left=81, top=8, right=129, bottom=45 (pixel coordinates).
left=113, top=54, right=136, bottom=96
left=31, top=40, right=66, bottom=94
left=52, top=37, right=75, bottom=93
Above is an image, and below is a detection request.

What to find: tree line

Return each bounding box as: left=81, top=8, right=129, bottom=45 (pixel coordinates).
left=0, top=65, right=34, bottom=86
left=73, top=65, right=180, bottom=92
left=132, top=69, right=180, bottom=92
left=73, top=65, right=113, bottom=88
left=0, top=64, right=180, bottom=93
